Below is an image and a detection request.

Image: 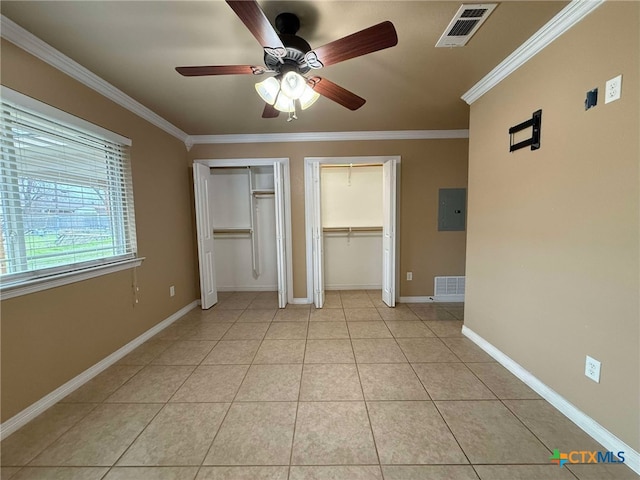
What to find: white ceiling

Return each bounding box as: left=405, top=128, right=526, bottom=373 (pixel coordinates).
left=1, top=1, right=567, bottom=135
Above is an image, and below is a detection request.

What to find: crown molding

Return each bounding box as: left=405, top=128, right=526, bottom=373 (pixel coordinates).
left=1, top=15, right=469, bottom=147
left=1, top=15, right=189, bottom=145
left=189, top=129, right=469, bottom=145
left=462, top=0, right=605, bottom=105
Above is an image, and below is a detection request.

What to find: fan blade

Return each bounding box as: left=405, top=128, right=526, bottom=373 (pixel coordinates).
left=262, top=103, right=280, bottom=118
left=308, top=77, right=366, bottom=111
left=226, top=0, right=286, bottom=52
left=306, top=21, right=397, bottom=68
left=176, top=65, right=266, bottom=76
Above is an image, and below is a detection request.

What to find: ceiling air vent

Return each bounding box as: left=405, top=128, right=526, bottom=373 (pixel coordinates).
left=436, top=3, right=498, bottom=48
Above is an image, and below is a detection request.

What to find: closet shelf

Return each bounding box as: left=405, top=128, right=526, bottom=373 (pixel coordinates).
left=323, top=226, right=383, bottom=233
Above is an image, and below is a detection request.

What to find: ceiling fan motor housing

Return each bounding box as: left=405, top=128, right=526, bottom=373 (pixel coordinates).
left=264, top=13, right=312, bottom=75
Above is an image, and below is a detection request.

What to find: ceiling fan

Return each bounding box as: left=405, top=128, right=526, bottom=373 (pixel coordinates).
left=176, top=0, right=398, bottom=120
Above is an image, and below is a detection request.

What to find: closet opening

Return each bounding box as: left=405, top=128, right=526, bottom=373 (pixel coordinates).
left=321, top=163, right=384, bottom=291
left=305, top=156, right=399, bottom=309
left=193, top=159, right=292, bottom=309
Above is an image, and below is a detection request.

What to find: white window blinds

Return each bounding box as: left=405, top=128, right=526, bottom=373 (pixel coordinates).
left=0, top=89, right=137, bottom=286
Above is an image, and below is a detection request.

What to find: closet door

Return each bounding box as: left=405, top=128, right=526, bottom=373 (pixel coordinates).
left=273, top=162, right=288, bottom=308
left=193, top=162, right=218, bottom=309
left=311, top=161, right=325, bottom=308
left=382, top=159, right=396, bottom=307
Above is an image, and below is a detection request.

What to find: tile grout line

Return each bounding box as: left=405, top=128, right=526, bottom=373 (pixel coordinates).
left=196, top=299, right=262, bottom=470
left=455, top=353, right=563, bottom=463
left=430, top=398, right=478, bottom=474
left=157, top=309, right=236, bottom=480
left=287, top=312, right=310, bottom=479
left=2, top=402, right=101, bottom=469
left=498, top=397, right=569, bottom=461
left=389, top=315, right=478, bottom=474
left=346, top=291, right=386, bottom=476
left=350, top=317, right=384, bottom=476
left=105, top=304, right=222, bottom=472
left=15, top=298, right=589, bottom=478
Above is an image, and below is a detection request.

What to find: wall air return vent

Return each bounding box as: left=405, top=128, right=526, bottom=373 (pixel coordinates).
left=436, top=3, right=498, bottom=48
left=435, top=276, right=466, bottom=297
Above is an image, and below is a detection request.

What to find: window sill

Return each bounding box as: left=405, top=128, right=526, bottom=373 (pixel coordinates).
left=0, top=257, right=145, bottom=300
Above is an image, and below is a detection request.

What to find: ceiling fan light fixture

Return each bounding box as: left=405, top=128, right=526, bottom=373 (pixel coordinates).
left=299, top=85, right=320, bottom=110
left=255, top=77, right=280, bottom=105
left=280, top=71, right=306, bottom=100
left=273, top=92, right=296, bottom=113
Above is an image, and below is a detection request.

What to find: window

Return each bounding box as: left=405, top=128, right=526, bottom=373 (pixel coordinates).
left=0, top=87, right=138, bottom=295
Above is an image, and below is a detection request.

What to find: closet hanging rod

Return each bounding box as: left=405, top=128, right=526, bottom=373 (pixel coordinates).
left=322, top=226, right=383, bottom=233
left=252, top=190, right=275, bottom=196
left=213, top=228, right=252, bottom=234
left=211, top=166, right=251, bottom=170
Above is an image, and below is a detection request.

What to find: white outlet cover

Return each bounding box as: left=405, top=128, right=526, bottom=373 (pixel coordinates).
left=605, top=75, right=622, bottom=104
left=585, top=355, right=601, bottom=383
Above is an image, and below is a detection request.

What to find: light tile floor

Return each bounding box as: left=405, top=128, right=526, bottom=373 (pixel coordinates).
left=2, top=290, right=638, bottom=480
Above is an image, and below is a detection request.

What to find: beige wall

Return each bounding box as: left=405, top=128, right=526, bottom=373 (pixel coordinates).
left=0, top=40, right=198, bottom=421
left=0, top=39, right=468, bottom=421
left=465, top=2, right=639, bottom=451
left=188, top=138, right=468, bottom=299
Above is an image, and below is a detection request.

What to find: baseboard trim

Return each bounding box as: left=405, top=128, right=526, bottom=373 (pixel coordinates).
left=325, top=284, right=382, bottom=291
left=0, top=300, right=199, bottom=441
left=290, top=297, right=312, bottom=305
left=462, top=326, right=640, bottom=475
left=216, top=286, right=278, bottom=292
left=400, top=295, right=465, bottom=303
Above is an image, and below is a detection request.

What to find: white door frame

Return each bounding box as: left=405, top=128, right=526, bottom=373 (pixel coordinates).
left=304, top=156, right=400, bottom=306
left=193, top=162, right=217, bottom=309
left=193, top=158, right=293, bottom=307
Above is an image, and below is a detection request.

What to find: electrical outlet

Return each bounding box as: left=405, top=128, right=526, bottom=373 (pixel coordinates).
left=169, top=285, right=175, bottom=297
left=406, top=272, right=413, bottom=281
left=585, top=355, right=601, bottom=383
left=605, top=75, right=622, bottom=104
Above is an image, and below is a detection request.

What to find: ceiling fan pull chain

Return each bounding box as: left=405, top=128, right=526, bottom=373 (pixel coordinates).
left=287, top=100, right=298, bottom=122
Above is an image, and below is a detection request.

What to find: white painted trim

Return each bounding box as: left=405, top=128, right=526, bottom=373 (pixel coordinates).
left=326, top=284, right=383, bottom=291
left=462, top=326, right=640, bottom=475
left=0, top=16, right=471, bottom=147
left=461, top=0, right=604, bottom=105
left=0, top=15, right=189, bottom=145
left=216, top=285, right=278, bottom=292
left=400, top=296, right=436, bottom=303
left=399, top=295, right=465, bottom=303
left=290, top=297, right=312, bottom=305
left=193, top=158, right=294, bottom=305
left=0, top=300, right=199, bottom=441
left=1, top=86, right=131, bottom=146
left=189, top=130, right=469, bottom=145
left=196, top=158, right=288, bottom=168
left=304, top=156, right=401, bottom=304
left=304, top=161, right=316, bottom=303
left=435, top=294, right=465, bottom=303
left=0, top=258, right=144, bottom=300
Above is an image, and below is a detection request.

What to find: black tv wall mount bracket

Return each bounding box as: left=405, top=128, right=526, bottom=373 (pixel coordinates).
left=509, top=109, right=542, bottom=152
